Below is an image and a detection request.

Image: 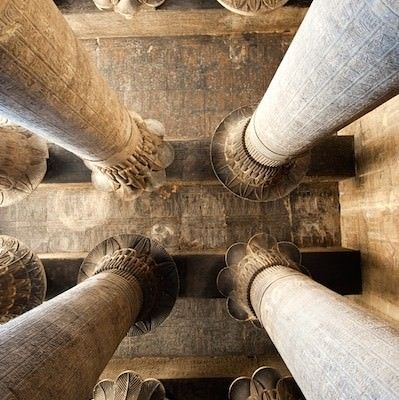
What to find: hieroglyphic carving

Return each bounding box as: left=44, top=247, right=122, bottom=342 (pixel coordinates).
left=216, top=0, right=289, bottom=16
left=79, top=234, right=178, bottom=335
left=229, top=366, right=304, bottom=400
left=0, top=0, right=172, bottom=200
left=92, top=0, right=166, bottom=18
left=93, top=371, right=165, bottom=400
left=0, top=235, right=47, bottom=323
left=0, top=122, right=48, bottom=207
left=217, top=233, right=306, bottom=326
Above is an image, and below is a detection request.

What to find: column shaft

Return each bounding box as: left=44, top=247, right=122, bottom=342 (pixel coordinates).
left=0, top=0, right=130, bottom=161
left=251, top=265, right=399, bottom=400
left=0, top=272, right=143, bottom=400
left=245, top=0, right=399, bottom=165
left=0, top=0, right=172, bottom=195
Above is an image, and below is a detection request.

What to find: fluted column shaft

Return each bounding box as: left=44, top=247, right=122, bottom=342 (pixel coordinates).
left=0, top=0, right=172, bottom=196
left=0, top=271, right=143, bottom=400
left=245, top=0, right=399, bottom=166
left=251, top=266, right=399, bottom=400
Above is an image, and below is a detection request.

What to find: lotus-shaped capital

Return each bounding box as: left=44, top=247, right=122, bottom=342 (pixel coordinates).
left=93, top=371, right=166, bottom=400
left=229, top=366, right=304, bottom=400
left=217, top=234, right=306, bottom=325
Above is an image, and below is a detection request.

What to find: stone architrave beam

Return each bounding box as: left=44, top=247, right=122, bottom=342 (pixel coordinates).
left=0, top=234, right=178, bottom=400
left=218, top=234, right=399, bottom=399
left=0, top=0, right=174, bottom=199
left=228, top=366, right=304, bottom=400
left=211, top=0, right=399, bottom=201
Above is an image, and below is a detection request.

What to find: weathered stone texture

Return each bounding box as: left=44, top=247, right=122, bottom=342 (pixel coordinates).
left=0, top=272, right=142, bottom=400
left=0, top=183, right=340, bottom=254
left=245, top=0, right=399, bottom=162
left=100, top=355, right=289, bottom=380
left=81, top=34, right=292, bottom=140
left=291, top=183, right=341, bottom=247
left=99, top=358, right=291, bottom=400
left=40, top=248, right=361, bottom=300
left=0, top=0, right=175, bottom=201
left=216, top=0, right=289, bottom=15
left=340, top=95, right=399, bottom=321
left=44, top=136, right=355, bottom=184
left=63, top=6, right=307, bottom=39
left=252, top=266, right=399, bottom=400
left=114, top=299, right=275, bottom=357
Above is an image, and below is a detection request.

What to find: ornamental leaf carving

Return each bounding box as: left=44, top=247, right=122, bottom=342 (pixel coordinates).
left=0, top=235, right=47, bottom=323
left=217, top=233, right=308, bottom=326
left=93, top=371, right=165, bottom=400
left=79, top=234, right=178, bottom=336
left=92, top=0, right=166, bottom=18
left=217, top=0, right=289, bottom=15
left=0, top=125, right=48, bottom=207
left=229, top=367, right=305, bottom=400
left=87, top=115, right=174, bottom=201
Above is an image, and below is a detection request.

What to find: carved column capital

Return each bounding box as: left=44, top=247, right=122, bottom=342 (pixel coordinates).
left=229, top=366, right=304, bottom=400
left=216, top=0, right=289, bottom=16
left=0, top=123, right=48, bottom=207
left=79, top=234, right=178, bottom=335
left=210, top=106, right=309, bottom=202
left=86, top=115, right=174, bottom=200
left=0, top=0, right=171, bottom=201
left=93, top=371, right=166, bottom=400
left=217, top=233, right=306, bottom=326
left=139, top=0, right=166, bottom=7
left=92, top=0, right=166, bottom=18
left=0, top=235, right=47, bottom=323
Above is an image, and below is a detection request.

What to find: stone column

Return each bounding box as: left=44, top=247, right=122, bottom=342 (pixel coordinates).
left=211, top=0, right=399, bottom=201
left=0, top=235, right=46, bottom=323
left=0, top=120, right=48, bottom=207
left=218, top=234, right=399, bottom=400
left=0, top=0, right=173, bottom=199
left=0, top=234, right=178, bottom=400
